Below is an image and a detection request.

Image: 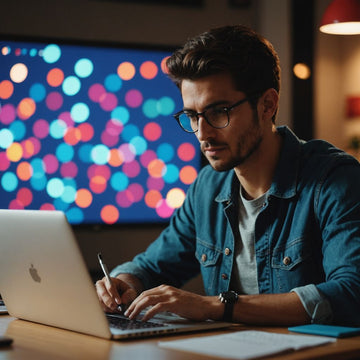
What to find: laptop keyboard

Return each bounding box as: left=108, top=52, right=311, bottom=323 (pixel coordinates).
left=106, top=314, right=168, bottom=330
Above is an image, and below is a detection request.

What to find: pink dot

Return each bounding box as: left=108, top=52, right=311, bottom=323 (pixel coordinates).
left=119, top=143, right=136, bottom=163
left=122, top=160, right=141, bottom=178
left=40, top=203, right=56, bottom=211
left=33, top=119, right=49, bottom=139
left=0, top=152, right=10, bottom=171
left=101, top=129, right=119, bottom=147
left=178, top=143, right=196, bottom=161
left=143, top=122, right=162, bottom=141
left=128, top=183, right=144, bottom=202
left=28, top=137, right=41, bottom=155
left=87, top=164, right=111, bottom=181
left=9, top=199, right=25, bottom=210
left=147, top=176, right=164, bottom=191
left=46, top=92, right=63, bottom=111
left=140, top=150, right=157, bottom=167
left=58, top=112, right=75, bottom=127
left=156, top=199, right=174, bottom=218
left=17, top=187, right=33, bottom=206
left=99, top=92, right=118, bottom=111
left=60, top=161, right=78, bottom=178
left=88, top=83, right=106, bottom=103
left=0, top=104, right=16, bottom=125
left=106, top=119, right=123, bottom=135
left=125, top=89, right=143, bottom=108
left=116, top=190, right=134, bottom=208
left=43, top=154, right=59, bottom=174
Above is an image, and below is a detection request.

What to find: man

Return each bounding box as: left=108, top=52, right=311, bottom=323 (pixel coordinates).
left=96, top=25, right=360, bottom=326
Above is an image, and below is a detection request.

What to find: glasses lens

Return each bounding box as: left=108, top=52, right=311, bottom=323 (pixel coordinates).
left=206, top=108, right=229, bottom=128
left=179, top=113, right=197, bottom=132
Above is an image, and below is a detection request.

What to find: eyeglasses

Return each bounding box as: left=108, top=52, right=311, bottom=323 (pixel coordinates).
left=173, top=97, right=249, bottom=133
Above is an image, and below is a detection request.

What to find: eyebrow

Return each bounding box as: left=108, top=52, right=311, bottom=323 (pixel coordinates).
left=182, top=100, right=231, bottom=113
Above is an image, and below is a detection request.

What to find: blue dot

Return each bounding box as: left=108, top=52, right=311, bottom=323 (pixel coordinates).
left=29, top=48, right=37, bottom=57
left=157, top=96, right=175, bottom=116
left=30, top=158, right=45, bottom=177
left=29, top=83, right=46, bottom=102
left=122, top=124, right=139, bottom=142
left=157, top=143, right=174, bottom=162
left=143, top=99, right=159, bottom=118
left=71, top=102, right=90, bottom=123
left=0, top=129, right=14, bottom=149
left=47, top=178, right=64, bottom=198
left=62, top=76, right=81, bottom=96
left=74, top=58, right=94, bottom=78
left=78, top=144, right=93, bottom=163
left=56, top=143, right=74, bottom=163
left=9, top=121, right=26, bottom=141
left=1, top=172, right=18, bottom=192
left=61, top=185, right=77, bottom=203
left=54, top=198, right=69, bottom=211
left=91, top=144, right=110, bottom=165
left=105, top=74, right=122, bottom=92
left=110, top=172, right=129, bottom=191
left=163, top=164, right=179, bottom=183
left=130, top=136, right=147, bottom=155
left=30, top=174, right=47, bottom=191
left=49, top=119, right=67, bottom=139
left=66, top=208, right=84, bottom=224
left=111, top=106, right=130, bottom=124
left=43, top=44, right=61, bottom=64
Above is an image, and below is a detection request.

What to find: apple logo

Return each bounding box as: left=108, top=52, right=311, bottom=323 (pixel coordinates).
left=29, top=264, right=41, bottom=283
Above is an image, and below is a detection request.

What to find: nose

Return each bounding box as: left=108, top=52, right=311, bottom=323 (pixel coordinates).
left=196, top=116, right=214, bottom=141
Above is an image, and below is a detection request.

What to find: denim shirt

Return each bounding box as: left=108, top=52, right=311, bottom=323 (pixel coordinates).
left=112, top=126, right=360, bottom=326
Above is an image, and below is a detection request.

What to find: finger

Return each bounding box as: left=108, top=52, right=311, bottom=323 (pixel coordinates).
left=96, top=278, right=119, bottom=312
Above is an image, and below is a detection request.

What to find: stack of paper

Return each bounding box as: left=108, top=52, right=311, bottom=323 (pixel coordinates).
left=158, top=330, right=336, bottom=359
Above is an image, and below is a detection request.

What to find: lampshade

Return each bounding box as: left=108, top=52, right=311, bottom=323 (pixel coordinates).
left=320, top=0, right=360, bottom=35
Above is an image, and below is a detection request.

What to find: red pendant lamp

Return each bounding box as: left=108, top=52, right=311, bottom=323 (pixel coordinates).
left=320, top=0, right=360, bottom=35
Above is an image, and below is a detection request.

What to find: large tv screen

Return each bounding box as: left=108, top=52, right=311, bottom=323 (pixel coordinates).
left=0, top=37, right=201, bottom=225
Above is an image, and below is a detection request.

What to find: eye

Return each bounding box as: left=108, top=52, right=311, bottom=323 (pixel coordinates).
left=184, top=111, right=197, bottom=121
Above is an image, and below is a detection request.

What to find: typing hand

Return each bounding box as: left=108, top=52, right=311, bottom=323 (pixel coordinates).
left=124, top=285, right=222, bottom=322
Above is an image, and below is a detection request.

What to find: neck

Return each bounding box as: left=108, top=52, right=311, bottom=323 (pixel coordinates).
left=234, top=128, right=282, bottom=200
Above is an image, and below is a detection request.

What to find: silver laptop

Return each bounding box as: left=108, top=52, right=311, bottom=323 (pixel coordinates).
left=0, top=209, right=230, bottom=339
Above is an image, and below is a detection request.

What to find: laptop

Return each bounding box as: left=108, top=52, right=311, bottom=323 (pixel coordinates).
left=0, top=209, right=230, bottom=339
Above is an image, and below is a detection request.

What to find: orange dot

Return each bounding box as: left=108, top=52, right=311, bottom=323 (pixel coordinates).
left=101, top=204, right=119, bottom=224
left=22, top=139, right=35, bottom=158
left=6, top=142, right=23, bottom=162
left=140, top=61, right=158, bottom=80
left=108, top=148, right=124, bottom=167
left=89, top=175, right=107, bottom=194
left=17, top=97, right=36, bottom=120
left=117, top=62, right=136, bottom=80
left=179, top=165, right=198, bottom=185
left=64, top=127, right=81, bottom=145
left=148, top=159, right=165, bottom=178
left=16, top=161, right=32, bottom=181
left=161, top=56, right=170, bottom=74
left=75, top=188, right=93, bottom=208
left=47, top=68, right=65, bottom=87
left=144, top=189, right=162, bottom=208
left=17, top=187, right=33, bottom=206
left=0, top=80, right=14, bottom=99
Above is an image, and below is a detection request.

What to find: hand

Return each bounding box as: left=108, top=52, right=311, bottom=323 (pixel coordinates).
left=124, top=285, right=223, bottom=322
left=95, top=274, right=142, bottom=313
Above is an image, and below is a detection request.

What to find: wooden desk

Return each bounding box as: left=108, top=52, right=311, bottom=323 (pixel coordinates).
left=1, top=315, right=360, bottom=360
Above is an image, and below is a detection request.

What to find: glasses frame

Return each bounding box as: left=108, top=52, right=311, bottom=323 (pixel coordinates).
left=173, top=97, right=250, bottom=133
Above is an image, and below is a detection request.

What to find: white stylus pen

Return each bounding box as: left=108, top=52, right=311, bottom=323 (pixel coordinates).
left=97, top=253, right=124, bottom=312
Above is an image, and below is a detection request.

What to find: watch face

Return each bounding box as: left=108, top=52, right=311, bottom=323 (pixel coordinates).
left=219, top=291, right=238, bottom=303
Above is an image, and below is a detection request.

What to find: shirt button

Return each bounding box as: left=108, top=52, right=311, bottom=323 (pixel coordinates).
left=224, top=248, right=231, bottom=256
left=283, top=256, right=291, bottom=265
left=221, top=274, right=228, bottom=280
left=201, top=254, right=207, bottom=262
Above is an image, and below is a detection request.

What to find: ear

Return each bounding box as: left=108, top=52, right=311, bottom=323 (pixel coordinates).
left=258, top=88, right=279, bottom=122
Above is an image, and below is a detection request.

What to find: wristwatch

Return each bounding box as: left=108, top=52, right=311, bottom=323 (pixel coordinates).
left=219, top=290, right=238, bottom=322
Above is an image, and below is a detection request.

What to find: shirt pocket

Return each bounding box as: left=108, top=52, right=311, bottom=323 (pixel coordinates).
left=271, top=238, right=317, bottom=291
left=195, top=239, right=222, bottom=294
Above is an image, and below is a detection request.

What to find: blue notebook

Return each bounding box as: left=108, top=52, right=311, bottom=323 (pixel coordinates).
left=288, top=324, right=360, bottom=338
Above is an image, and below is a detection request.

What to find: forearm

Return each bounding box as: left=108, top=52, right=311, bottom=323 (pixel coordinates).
left=115, top=273, right=145, bottom=297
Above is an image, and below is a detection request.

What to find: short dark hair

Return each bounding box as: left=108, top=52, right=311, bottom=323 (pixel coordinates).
left=166, top=25, right=281, bottom=121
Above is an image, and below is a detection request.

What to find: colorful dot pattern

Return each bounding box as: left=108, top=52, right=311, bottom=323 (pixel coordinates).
left=0, top=40, right=200, bottom=225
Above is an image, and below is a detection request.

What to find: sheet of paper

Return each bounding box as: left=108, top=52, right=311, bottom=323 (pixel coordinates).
left=158, top=330, right=336, bottom=359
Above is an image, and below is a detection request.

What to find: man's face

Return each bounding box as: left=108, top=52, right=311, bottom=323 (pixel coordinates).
left=180, top=73, right=264, bottom=172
